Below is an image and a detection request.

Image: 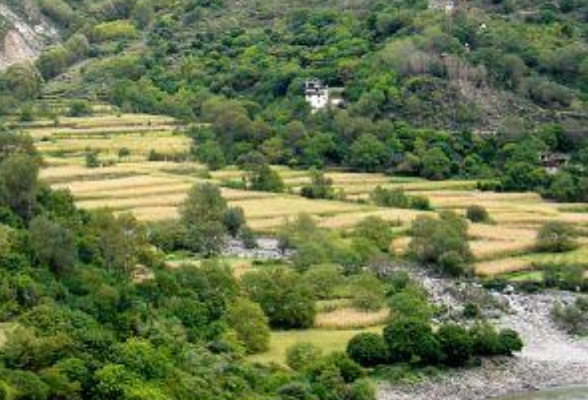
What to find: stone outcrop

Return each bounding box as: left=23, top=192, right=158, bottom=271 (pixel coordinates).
left=0, top=2, right=58, bottom=70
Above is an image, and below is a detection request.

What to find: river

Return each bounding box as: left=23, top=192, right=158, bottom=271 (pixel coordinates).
left=495, top=387, right=588, bottom=400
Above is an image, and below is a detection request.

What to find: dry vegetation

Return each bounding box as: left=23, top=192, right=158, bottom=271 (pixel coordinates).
left=22, top=112, right=588, bottom=279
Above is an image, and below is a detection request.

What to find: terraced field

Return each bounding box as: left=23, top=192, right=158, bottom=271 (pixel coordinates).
left=17, top=112, right=588, bottom=280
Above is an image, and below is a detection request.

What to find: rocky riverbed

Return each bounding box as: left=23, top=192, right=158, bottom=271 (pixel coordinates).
left=378, top=268, right=588, bottom=400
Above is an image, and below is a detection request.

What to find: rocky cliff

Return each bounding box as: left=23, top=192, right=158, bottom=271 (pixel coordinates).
left=0, top=1, right=58, bottom=70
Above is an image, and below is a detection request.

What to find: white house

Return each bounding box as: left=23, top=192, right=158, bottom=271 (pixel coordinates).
left=305, top=79, right=329, bottom=112
left=304, top=79, right=345, bottom=113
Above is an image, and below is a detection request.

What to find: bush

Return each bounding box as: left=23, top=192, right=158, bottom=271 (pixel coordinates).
left=437, top=324, right=473, bottom=366
left=286, top=342, right=322, bottom=371
left=322, top=352, right=363, bottom=383
left=67, top=100, right=93, bottom=117
left=536, top=221, right=578, bottom=252
left=388, top=286, right=434, bottom=321
left=300, top=170, right=336, bottom=200
left=551, top=298, right=588, bottom=335
left=301, top=265, right=345, bottom=300
left=347, top=379, right=376, bottom=400
left=247, top=164, right=285, bottom=193
left=409, top=195, right=431, bottom=210
left=353, top=216, right=394, bottom=252
left=497, top=329, right=524, bottom=355
left=223, top=207, right=246, bottom=237
left=346, top=333, right=388, bottom=367
left=470, top=323, right=502, bottom=356
left=349, top=273, right=387, bottom=312
left=465, top=205, right=491, bottom=223
left=383, top=319, right=441, bottom=365
left=277, top=382, right=318, bottom=400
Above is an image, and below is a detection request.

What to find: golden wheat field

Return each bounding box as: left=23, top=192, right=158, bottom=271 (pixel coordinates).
left=19, top=112, right=588, bottom=279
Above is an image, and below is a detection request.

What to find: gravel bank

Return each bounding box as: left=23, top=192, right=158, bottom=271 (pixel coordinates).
left=378, top=269, right=588, bottom=400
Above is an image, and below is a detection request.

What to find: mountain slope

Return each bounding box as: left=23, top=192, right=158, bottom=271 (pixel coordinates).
left=0, top=2, right=58, bottom=70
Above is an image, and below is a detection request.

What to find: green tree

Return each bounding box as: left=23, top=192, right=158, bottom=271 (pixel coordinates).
left=179, top=183, right=228, bottom=256
left=348, top=134, right=388, bottom=172
left=3, top=63, right=43, bottom=101
left=437, top=324, right=473, bottom=367
left=383, top=318, right=441, bottom=365
left=247, top=164, right=285, bottom=193
left=286, top=342, right=322, bottom=371
left=226, top=298, right=270, bottom=354
left=0, top=154, right=39, bottom=220
left=420, top=148, right=451, bottom=180
left=353, top=216, right=393, bottom=252
left=196, top=140, right=226, bottom=171
left=222, top=207, right=246, bottom=238
left=300, top=170, right=336, bottom=200
left=346, top=333, right=388, bottom=367
left=536, top=221, right=578, bottom=252
left=30, top=216, right=77, bottom=275
left=242, top=267, right=316, bottom=329
left=408, top=212, right=472, bottom=276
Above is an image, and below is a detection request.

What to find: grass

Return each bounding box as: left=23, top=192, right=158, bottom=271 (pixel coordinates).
left=475, top=246, right=588, bottom=276
left=314, top=308, right=389, bottom=329
left=248, top=326, right=382, bottom=365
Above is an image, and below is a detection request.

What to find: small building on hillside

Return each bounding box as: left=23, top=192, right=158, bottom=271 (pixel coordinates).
left=429, top=0, right=456, bottom=14
left=304, top=79, right=345, bottom=113
left=540, top=152, right=570, bottom=174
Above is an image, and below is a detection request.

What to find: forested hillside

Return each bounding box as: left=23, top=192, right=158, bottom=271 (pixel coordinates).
left=0, top=0, right=587, bottom=201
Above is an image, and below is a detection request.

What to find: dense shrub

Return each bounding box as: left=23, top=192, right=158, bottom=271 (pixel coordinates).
left=437, top=324, right=473, bottom=366
left=536, top=221, right=579, bottom=252
left=497, top=329, right=524, bottom=355
left=346, top=333, right=388, bottom=367
left=465, top=205, right=491, bottom=223
left=300, top=170, right=336, bottom=200
left=286, top=342, right=323, bottom=371
left=383, top=319, right=441, bottom=365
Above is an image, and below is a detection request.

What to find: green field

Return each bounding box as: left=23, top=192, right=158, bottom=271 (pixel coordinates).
left=248, top=327, right=383, bottom=365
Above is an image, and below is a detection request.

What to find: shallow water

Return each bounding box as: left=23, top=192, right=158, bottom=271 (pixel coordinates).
left=495, top=387, right=588, bottom=400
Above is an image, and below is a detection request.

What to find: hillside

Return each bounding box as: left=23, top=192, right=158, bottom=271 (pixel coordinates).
left=0, top=1, right=58, bottom=70
left=0, top=1, right=587, bottom=399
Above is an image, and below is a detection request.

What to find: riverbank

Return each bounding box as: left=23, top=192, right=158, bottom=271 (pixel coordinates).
left=378, top=268, right=588, bottom=400
left=378, top=358, right=588, bottom=400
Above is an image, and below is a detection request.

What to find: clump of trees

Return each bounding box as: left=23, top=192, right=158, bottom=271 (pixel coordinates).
left=177, top=183, right=253, bottom=256
left=370, top=186, right=431, bottom=210
left=242, top=267, right=317, bottom=329
left=409, top=211, right=473, bottom=276
left=300, top=170, right=337, bottom=200
left=347, top=319, right=523, bottom=368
